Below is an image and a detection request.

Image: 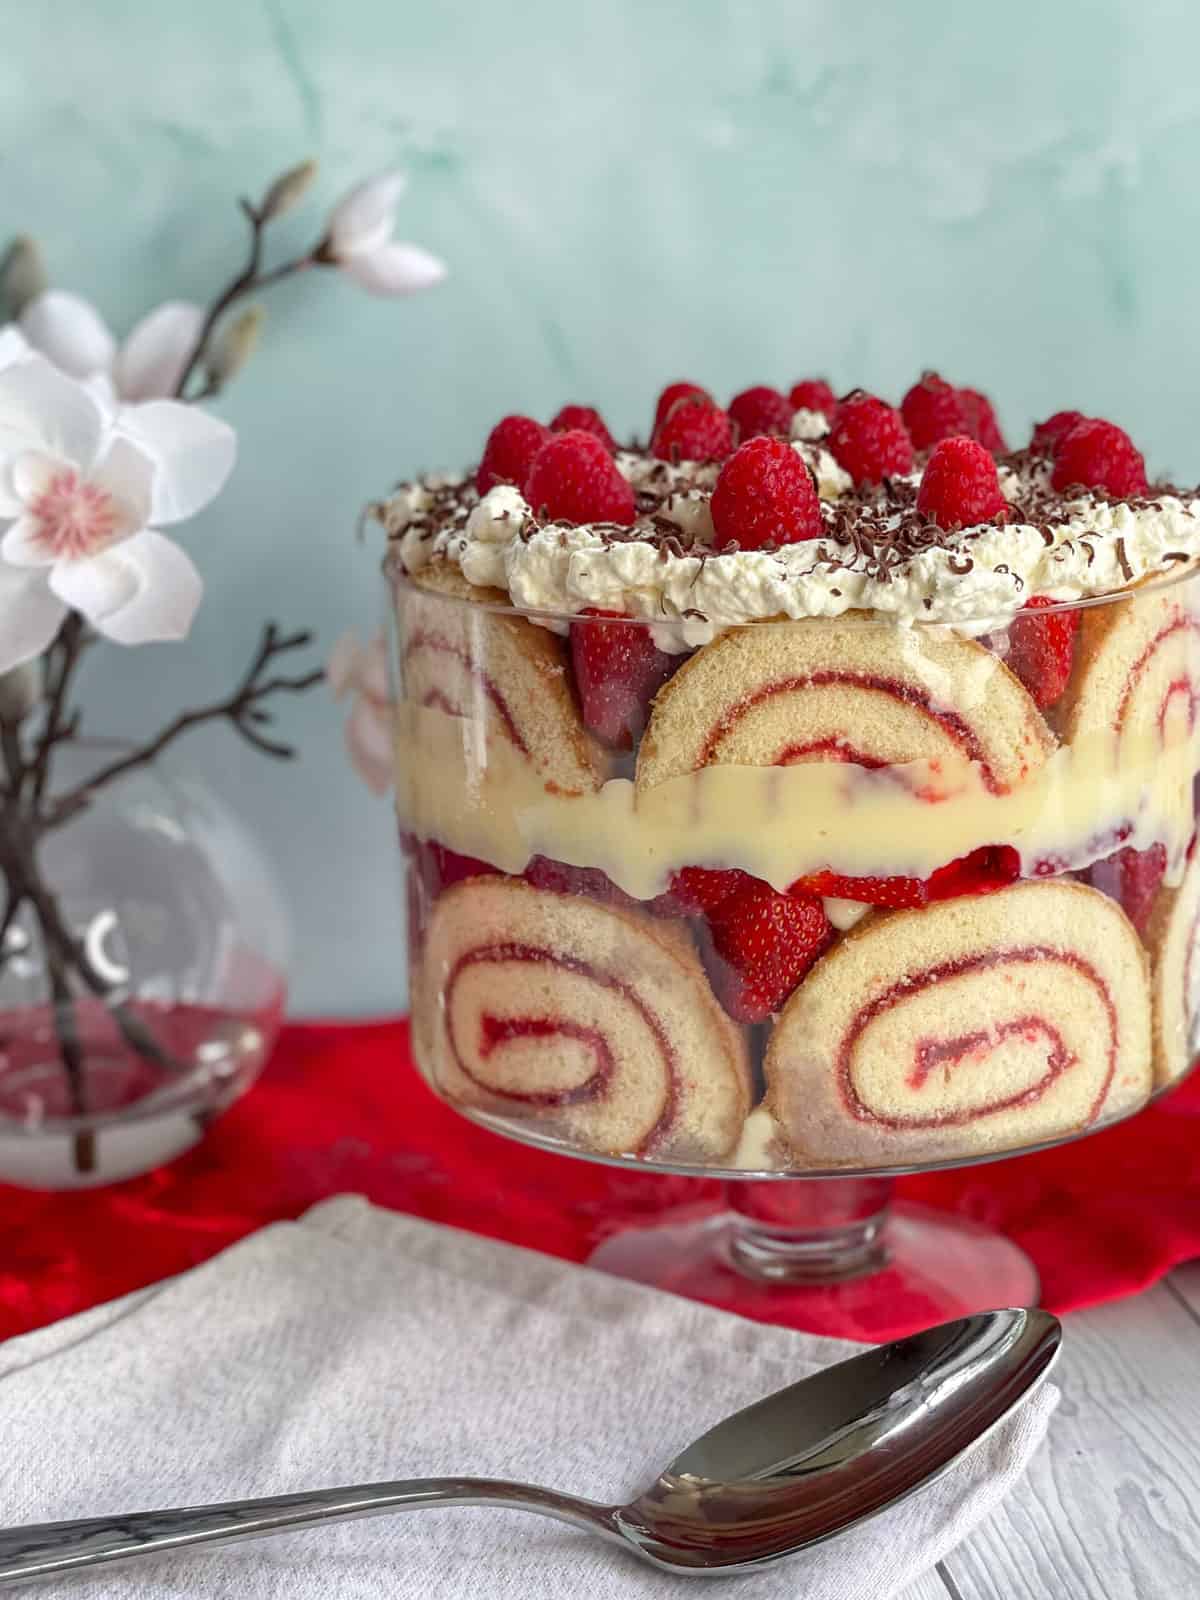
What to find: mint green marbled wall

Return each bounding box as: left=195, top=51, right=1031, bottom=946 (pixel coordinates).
left=3, top=0, right=1197, bottom=1011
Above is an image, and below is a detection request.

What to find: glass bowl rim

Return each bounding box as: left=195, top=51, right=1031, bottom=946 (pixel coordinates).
left=385, top=551, right=1200, bottom=631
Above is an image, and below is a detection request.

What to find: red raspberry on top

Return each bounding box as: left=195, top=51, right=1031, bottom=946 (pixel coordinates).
left=550, top=404, right=616, bottom=452
left=653, top=380, right=711, bottom=432
left=1050, top=418, right=1148, bottom=497
left=1030, top=410, right=1086, bottom=453
left=476, top=415, right=551, bottom=495
left=569, top=607, right=676, bottom=749
left=788, top=378, right=837, bottom=415
left=651, top=396, right=735, bottom=463
left=728, top=384, right=793, bottom=441
left=901, top=371, right=972, bottom=450
left=707, top=879, right=833, bottom=1023
left=917, top=436, right=1007, bottom=529
left=710, top=436, right=822, bottom=551
left=827, top=391, right=914, bottom=485
left=524, top=430, right=636, bottom=525
left=960, top=387, right=1008, bottom=452
left=1005, top=595, right=1081, bottom=710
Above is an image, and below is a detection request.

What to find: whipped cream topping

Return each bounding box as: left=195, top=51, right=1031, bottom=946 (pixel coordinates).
left=381, top=415, right=1200, bottom=644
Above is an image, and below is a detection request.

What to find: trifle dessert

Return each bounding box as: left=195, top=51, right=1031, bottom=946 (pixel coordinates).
left=378, top=375, right=1200, bottom=1176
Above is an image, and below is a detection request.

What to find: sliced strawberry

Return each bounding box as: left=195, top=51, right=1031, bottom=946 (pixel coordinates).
left=707, top=880, right=833, bottom=1023
left=569, top=608, right=677, bottom=749
left=789, top=846, right=1020, bottom=911
left=787, top=868, right=925, bottom=910
left=927, top=845, right=1021, bottom=900
left=1085, top=843, right=1167, bottom=934
left=1006, top=595, right=1081, bottom=710
left=649, top=865, right=755, bottom=918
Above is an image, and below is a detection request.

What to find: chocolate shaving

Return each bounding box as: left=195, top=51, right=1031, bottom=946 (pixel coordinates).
left=1116, top=537, right=1133, bottom=582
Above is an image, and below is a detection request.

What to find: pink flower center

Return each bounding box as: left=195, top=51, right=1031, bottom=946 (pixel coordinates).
left=29, top=470, right=119, bottom=560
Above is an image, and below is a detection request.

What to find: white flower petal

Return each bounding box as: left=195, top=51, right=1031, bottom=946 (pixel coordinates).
left=113, top=301, right=205, bottom=402
left=345, top=695, right=394, bottom=794
left=50, top=529, right=201, bottom=644
left=362, top=629, right=392, bottom=700
left=0, top=357, right=106, bottom=471
left=0, top=326, right=34, bottom=373
left=19, top=290, right=117, bottom=379
left=10, top=449, right=62, bottom=507
left=90, top=435, right=156, bottom=537
left=338, top=243, right=447, bottom=298
left=1, top=513, right=55, bottom=568
left=0, top=564, right=66, bottom=671
left=82, top=372, right=119, bottom=421
left=117, top=400, right=236, bottom=524
left=327, top=630, right=366, bottom=698
left=327, top=170, right=407, bottom=257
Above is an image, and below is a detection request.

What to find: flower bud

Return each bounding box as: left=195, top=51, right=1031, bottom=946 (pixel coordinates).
left=205, top=306, right=263, bottom=389
left=0, top=659, right=43, bottom=726
left=0, top=236, right=47, bottom=318
left=259, top=159, right=318, bottom=223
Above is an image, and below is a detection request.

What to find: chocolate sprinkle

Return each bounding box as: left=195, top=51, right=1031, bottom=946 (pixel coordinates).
left=374, top=440, right=1200, bottom=613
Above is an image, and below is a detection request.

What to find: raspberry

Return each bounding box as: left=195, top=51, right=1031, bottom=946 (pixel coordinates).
left=916, top=436, right=1007, bottom=529
left=650, top=865, right=755, bottom=918
left=1005, top=595, right=1081, bottom=709
left=653, top=381, right=711, bottom=433
left=728, top=385, right=793, bottom=441
left=476, top=415, right=551, bottom=495
left=525, top=430, right=636, bottom=525
left=1030, top=410, right=1086, bottom=453
left=901, top=372, right=973, bottom=450
left=789, top=847, right=1019, bottom=911
left=524, top=854, right=637, bottom=910
left=707, top=880, right=833, bottom=1022
left=651, top=396, right=735, bottom=463
left=960, top=387, right=1008, bottom=452
left=827, top=392, right=914, bottom=485
left=788, top=378, right=837, bottom=415
left=569, top=607, right=676, bottom=749
left=550, top=404, right=616, bottom=452
left=710, top=436, right=822, bottom=551
left=1050, top=418, right=1148, bottom=497
left=1085, top=843, right=1167, bottom=934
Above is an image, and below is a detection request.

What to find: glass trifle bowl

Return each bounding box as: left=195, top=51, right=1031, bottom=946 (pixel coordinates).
left=380, top=387, right=1200, bottom=1338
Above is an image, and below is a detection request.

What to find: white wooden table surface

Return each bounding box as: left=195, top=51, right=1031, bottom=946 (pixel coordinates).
left=897, top=1262, right=1200, bottom=1600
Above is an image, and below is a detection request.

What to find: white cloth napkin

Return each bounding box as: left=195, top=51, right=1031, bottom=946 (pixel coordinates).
left=0, top=1196, right=1058, bottom=1598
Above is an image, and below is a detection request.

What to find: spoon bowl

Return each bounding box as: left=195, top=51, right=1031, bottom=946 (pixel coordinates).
left=0, top=1307, right=1060, bottom=1585
left=619, top=1304, right=1060, bottom=1571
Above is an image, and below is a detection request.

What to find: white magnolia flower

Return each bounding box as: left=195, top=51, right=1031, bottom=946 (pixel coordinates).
left=328, top=629, right=394, bottom=794
left=17, top=290, right=205, bottom=403
left=323, top=171, right=446, bottom=297
left=0, top=357, right=235, bottom=671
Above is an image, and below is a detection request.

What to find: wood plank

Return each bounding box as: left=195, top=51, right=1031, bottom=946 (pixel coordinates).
left=896, top=1571, right=954, bottom=1600
left=1164, top=1262, right=1200, bottom=1323
left=935, top=1285, right=1200, bottom=1600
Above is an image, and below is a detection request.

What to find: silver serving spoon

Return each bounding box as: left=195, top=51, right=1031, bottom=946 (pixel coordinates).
left=0, top=1307, right=1058, bottom=1585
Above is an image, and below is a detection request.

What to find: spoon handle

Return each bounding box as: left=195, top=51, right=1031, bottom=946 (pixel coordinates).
left=0, top=1478, right=618, bottom=1586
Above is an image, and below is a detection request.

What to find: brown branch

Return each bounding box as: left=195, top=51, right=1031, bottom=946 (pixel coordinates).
left=31, top=613, right=88, bottom=803
left=173, top=197, right=316, bottom=401
left=43, top=622, right=322, bottom=830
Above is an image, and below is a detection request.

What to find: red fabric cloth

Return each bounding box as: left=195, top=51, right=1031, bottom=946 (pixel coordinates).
left=0, top=1018, right=1196, bottom=1342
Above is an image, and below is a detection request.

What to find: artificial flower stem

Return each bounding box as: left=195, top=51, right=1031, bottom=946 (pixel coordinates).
left=172, top=195, right=316, bottom=402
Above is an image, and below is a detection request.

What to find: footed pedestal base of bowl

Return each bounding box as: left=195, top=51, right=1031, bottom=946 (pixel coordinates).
left=587, top=1178, right=1039, bottom=1343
